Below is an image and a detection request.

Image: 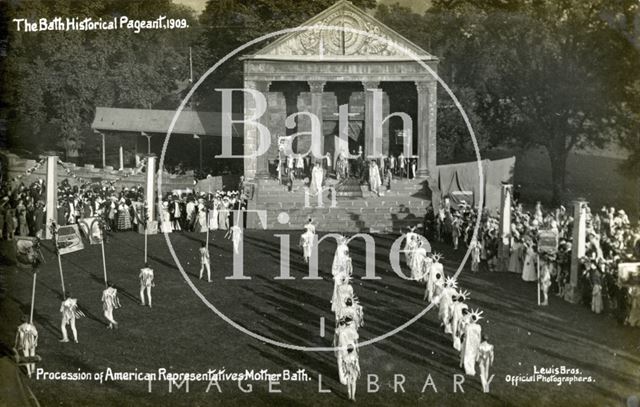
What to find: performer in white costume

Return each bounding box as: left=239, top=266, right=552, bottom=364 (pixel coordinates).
left=425, top=254, right=443, bottom=302
left=451, top=290, right=470, bottom=351
left=477, top=335, right=495, bottom=393
left=332, top=273, right=354, bottom=314
left=334, top=318, right=359, bottom=390
left=139, top=263, right=154, bottom=307
left=343, top=343, right=360, bottom=401
left=460, top=309, right=483, bottom=376
left=226, top=224, right=242, bottom=254
left=439, top=276, right=458, bottom=334
left=199, top=242, right=212, bottom=282
left=410, top=239, right=428, bottom=281
left=60, top=293, right=83, bottom=343
left=310, top=162, right=324, bottom=196
left=336, top=297, right=364, bottom=329
left=15, top=316, right=38, bottom=377
left=102, top=283, right=121, bottom=329
left=404, top=226, right=419, bottom=267
left=332, top=236, right=352, bottom=277
left=160, top=201, right=173, bottom=233
left=300, top=219, right=316, bottom=264
left=521, top=237, right=538, bottom=282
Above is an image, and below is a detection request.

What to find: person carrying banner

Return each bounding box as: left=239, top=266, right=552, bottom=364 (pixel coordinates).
left=102, top=283, right=121, bottom=329
left=139, top=263, right=155, bottom=307
left=60, top=293, right=83, bottom=343
left=199, top=242, right=212, bottom=282
left=14, top=316, right=38, bottom=377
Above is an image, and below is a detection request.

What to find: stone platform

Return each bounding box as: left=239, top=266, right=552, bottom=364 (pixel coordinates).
left=248, top=176, right=431, bottom=233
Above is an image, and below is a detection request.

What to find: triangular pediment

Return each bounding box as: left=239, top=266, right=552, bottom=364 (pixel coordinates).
left=248, top=0, right=435, bottom=61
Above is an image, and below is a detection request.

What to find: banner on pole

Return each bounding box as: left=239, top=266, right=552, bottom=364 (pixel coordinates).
left=538, top=230, right=559, bottom=254
left=56, top=225, right=85, bottom=255
left=78, top=217, right=103, bottom=245
left=14, top=236, right=42, bottom=270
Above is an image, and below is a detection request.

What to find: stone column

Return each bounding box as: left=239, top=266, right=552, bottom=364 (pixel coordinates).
left=498, top=183, right=512, bottom=271
left=363, top=80, right=380, bottom=159
left=416, top=81, right=437, bottom=177
left=566, top=198, right=588, bottom=303
left=146, top=154, right=157, bottom=232
left=308, top=80, right=325, bottom=161
left=253, top=81, right=272, bottom=179
left=119, top=139, right=124, bottom=171
left=244, top=80, right=271, bottom=180
left=44, top=154, right=58, bottom=239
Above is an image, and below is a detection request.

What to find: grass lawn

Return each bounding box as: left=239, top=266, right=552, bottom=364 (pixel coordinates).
left=1, top=230, right=639, bottom=406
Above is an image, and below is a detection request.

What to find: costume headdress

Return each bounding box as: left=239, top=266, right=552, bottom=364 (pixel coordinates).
left=432, top=252, right=443, bottom=263
left=469, top=308, right=484, bottom=322
left=457, top=289, right=470, bottom=301
left=444, top=276, right=458, bottom=289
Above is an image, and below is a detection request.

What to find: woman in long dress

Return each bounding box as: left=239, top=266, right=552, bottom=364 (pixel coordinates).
left=160, top=201, right=172, bottom=233
left=460, top=310, right=483, bottom=376
left=310, top=162, right=324, bottom=196
left=196, top=203, right=207, bottom=232
left=218, top=198, right=229, bottom=230
left=508, top=234, right=523, bottom=273
left=209, top=199, right=219, bottom=231
left=521, top=239, right=538, bottom=282
left=368, top=160, right=382, bottom=196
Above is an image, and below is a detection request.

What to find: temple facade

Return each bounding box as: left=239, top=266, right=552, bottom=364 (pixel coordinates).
left=241, top=0, right=439, bottom=180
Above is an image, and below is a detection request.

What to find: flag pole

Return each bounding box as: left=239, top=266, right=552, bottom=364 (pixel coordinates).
left=101, top=240, right=108, bottom=287
left=537, top=256, right=541, bottom=306
left=51, top=223, right=66, bottom=297
left=29, top=271, right=37, bottom=324
left=57, top=253, right=65, bottom=298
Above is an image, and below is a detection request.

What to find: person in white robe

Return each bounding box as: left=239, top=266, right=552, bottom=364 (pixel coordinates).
left=225, top=224, right=242, bottom=254
left=210, top=198, right=219, bottom=230
left=102, top=283, right=121, bottom=329
left=160, top=201, right=173, bottom=233
left=425, top=259, right=443, bottom=302
left=336, top=297, right=364, bottom=329
left=404, top=226, right=418, bottom=267
left=334, top=320, right=359, bottom=396
left=310, top=162, right=324, bottom=196
left=332, top=237, right=352, bottom=277
left=14, top=316, right=38, bottom=377
left=139, top=263, right=154, bottom=307
left=410, top=239, right=427, bottom=281
left=438, top=277, right=458, bottom=334
left=477, top=335, right=495, bottom=393
left=521, top=238, right=538, bottom=282
left=197, top=202, right=208, bottom=233
left=299, top=219, right=316, bottom=264
left=451, top=291, right=470, bottom=351
left=460, top=309, right=483, bottom=376
left=343, top=343, right=360, bottom=401
left=332, top=274, right=354, bottom=315
left=368, top=160, right=382, bottom=196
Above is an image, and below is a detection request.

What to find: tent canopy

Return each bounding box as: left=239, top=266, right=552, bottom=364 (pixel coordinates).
left=437, top=156, right=515, bottom=213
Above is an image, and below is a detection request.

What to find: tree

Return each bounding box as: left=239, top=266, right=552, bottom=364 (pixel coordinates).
left=427, top=0, right=640, bottom=204
left=2, top=0, right=199, bottom=159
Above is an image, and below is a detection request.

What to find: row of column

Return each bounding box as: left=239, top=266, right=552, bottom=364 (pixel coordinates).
left=244, top=79, right=437, bottom=180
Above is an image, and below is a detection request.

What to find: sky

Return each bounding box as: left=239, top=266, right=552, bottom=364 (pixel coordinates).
left=174, top=0, right=431, bottom=16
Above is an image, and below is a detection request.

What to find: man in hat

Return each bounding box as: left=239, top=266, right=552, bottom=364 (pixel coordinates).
left=14, top=315, right=38, bottom=377
left=102, top=282, right=121, bottom=329
left=139, top=263, right=154, bottom=307
left=199, top=242, right=212, bottom=282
